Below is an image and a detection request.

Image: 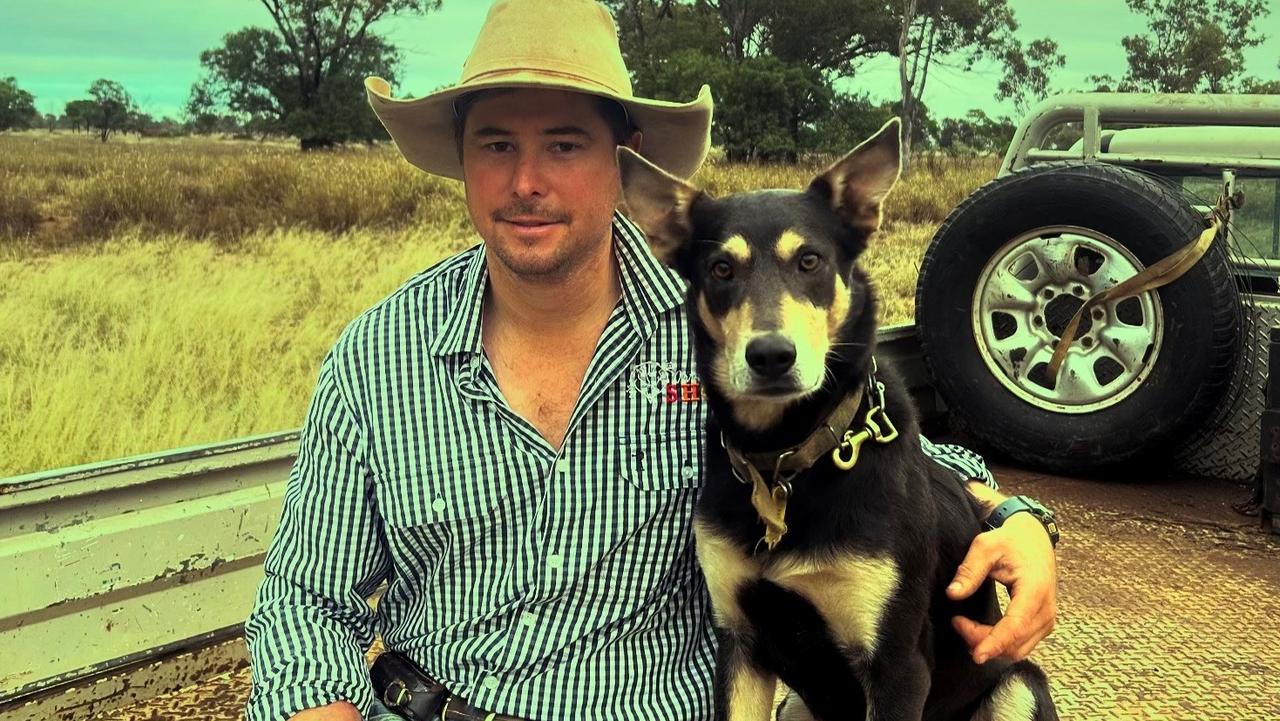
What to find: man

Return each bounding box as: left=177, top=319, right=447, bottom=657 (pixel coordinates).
left=244, top=2, right=1059, bottom=720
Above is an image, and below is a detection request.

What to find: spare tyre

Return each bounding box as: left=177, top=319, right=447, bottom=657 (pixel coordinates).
left=914, top=162, right=1238, bottom=473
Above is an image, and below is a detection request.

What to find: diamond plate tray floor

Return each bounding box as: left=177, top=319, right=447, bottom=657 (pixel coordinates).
left=90, top=465, right=1280, bottom=721
left=1174, top=295, right=1280, bottom=482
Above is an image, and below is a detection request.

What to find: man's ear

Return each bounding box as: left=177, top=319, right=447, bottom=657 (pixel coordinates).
left=809, top=117, right=902, bottom=235
left=617, top=146, right=700, bottom=266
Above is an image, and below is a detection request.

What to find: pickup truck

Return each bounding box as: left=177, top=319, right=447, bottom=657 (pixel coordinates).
left=914, top=92, right=1280, bottom=481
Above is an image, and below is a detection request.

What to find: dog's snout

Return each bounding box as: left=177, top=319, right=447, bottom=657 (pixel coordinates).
left=745, top=335, right=796, bottom=379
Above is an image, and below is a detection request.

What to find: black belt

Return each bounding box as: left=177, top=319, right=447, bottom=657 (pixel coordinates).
left=371, top=651, right=527, bottom=721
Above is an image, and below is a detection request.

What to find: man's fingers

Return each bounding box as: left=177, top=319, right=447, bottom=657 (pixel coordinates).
left=948, top=535, right=997, bottom=600
left=973, top=612, right=1034, bottom=663
left=950, top=615, right=991, bottom=650
left=1008, top=607, right=1055, bottom=661
left=1010, top=632, right=1045, bottom=662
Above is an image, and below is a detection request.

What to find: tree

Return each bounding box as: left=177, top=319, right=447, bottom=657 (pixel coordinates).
left=938, top=109, right=1016, bottom=153
left=809, top=92, right=896, bottom=156
left=1116, top=0, right=1271, bottom=93
left=86, top=79, right=137, bottom=142
left=63, top=99, right=98, bottom=133
left=762, top=0, right=899, bottom=76
left=607, top=0, right=1049, bottom=165
left=0, top=76, right=39, bottom=132
left=996, top=38, right=1065, bottom=113
left=606, top=1, right=859, bottom=161
left=1241, top=60, right=1280, bottom=94
left=125, top=109, right=157, bottom=137
left=717, top=55, right=833, bottom=161
left=894, top=0, right=1046, bottom=172
left=185, top=77, right=223, bottom=135
left=191, top=0, right=440, bottom=150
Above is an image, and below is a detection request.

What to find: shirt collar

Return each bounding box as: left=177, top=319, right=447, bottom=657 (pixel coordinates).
left=613, top=210, right=687, bottom=337
left=429, top=212, right=687, bottom=357
left=428, top=245, right=487, bottom=357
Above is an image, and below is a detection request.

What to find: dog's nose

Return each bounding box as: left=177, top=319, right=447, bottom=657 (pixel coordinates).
left=745, top=335, right=796, bottom=379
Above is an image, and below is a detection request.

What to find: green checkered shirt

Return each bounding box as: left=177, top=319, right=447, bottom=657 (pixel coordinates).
left=244, top=212, right=994, bottom=721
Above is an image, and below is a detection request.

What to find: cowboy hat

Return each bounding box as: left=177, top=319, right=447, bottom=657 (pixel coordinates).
left=364, top=0, right=713, bottom=181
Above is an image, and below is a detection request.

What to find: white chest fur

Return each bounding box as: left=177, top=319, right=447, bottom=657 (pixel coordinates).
left=693, top=521, right=901, bottom=656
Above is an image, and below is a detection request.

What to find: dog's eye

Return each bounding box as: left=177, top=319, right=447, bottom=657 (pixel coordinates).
left=798, top=251, right=822, bottom=272
left=710, top=260, right=734, bottom=280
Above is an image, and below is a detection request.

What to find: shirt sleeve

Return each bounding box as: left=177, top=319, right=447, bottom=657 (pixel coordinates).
left=919, top=435, right=998, bottom=490
left=244, top=343, right=391, bottom=721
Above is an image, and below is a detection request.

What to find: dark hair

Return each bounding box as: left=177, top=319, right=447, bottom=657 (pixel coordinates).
left=453, top=89, right=637, bottom=161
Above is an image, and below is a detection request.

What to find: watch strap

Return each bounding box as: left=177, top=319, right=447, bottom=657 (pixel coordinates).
left=985, top=495, right=1060, bottom=546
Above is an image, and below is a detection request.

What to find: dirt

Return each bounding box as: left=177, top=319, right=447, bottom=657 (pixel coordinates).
left=997, top=464, right=1280, bottom=721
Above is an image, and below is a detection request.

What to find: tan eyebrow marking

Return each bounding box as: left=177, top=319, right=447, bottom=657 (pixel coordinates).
left=723, top=234, right=751, bottom=264
left=775, top=229, right=807, bottom=264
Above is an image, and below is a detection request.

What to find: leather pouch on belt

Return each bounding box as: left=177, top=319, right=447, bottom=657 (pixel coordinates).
left=370, top=651, right=450, bottom=721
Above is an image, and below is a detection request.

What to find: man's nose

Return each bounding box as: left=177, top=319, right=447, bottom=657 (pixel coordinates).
left=511, top=150, right=547, bottom=198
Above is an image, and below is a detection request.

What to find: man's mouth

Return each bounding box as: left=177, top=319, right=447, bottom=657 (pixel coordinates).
left=497, top=215, right=566, bottom=228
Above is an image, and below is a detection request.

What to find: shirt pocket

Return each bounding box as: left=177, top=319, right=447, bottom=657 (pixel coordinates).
left=618, top=429, right=703, bottom=492
left=376, top=466, right=510, bottom=526
left=375, top=463, right=516, bottom=594
left=619, top=360, right=705, bottom=492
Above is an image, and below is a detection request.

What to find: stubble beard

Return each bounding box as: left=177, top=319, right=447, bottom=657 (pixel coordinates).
left=487, top=213, right=615, bottom=285
left=491, top=230, right=585, bottom=281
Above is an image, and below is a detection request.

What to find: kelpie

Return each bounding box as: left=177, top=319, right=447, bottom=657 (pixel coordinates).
left=617, top=120, right=1058, bottom=721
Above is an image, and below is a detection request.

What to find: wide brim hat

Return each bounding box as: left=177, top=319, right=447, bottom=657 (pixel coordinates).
left=364, top=0, right=713, bottom=181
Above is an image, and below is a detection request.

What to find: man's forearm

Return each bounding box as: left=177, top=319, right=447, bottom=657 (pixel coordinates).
left=246, top=350, right=387, bottom=721
left=289, top=700, right=363, bottom=721
left=966, top=479, right=1006, bottom=517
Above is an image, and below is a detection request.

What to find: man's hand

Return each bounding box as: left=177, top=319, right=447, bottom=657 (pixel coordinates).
left=289, top=700, right=363, bottom=721
left=947, top=511, right=1058, bottom=664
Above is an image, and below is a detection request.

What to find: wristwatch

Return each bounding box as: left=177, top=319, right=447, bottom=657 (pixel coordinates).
left=985, top=495, right=1060, bottom=547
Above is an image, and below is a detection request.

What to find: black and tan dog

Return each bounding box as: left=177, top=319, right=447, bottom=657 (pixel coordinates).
left=618, top=121, right=1058, bottom=721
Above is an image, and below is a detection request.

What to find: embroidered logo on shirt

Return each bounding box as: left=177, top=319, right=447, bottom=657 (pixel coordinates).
left=629, top=361, right=702, bottom=403
left=665, top=382, right=701, bottom=403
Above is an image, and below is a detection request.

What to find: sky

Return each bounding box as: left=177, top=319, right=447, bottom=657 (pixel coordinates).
left=1, top=0, right=1277, bottom=122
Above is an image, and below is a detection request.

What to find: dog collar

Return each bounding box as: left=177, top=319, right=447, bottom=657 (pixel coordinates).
left=735, top=386, right=866, bottom=482
left=721, top=357, right=900, bottom=553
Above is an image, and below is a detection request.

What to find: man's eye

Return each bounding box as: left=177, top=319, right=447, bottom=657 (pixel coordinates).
left=550, top=142, right=581, bottom=153
left=798, top=251, right=822, bottom=272
left=710, top=260, right=734, bottom=280
left=485, top=141, right=513, bottom=153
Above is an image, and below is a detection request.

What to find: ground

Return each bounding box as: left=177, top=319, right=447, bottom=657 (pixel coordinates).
left=90, top=463, right=1280, bottom=721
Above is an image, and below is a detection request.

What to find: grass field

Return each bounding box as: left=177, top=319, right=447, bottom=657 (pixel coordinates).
left=0, top=131, right=998, bottom=477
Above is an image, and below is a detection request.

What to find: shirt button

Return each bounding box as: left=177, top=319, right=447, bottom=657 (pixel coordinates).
left=547, top=554, right=563, bottom=569
left=520, top=611, right=536, bottom=627
left=555, top=458, right=570, bottom=474
left=681, top=464, right=696, bottom=480
left=483, top=677, right=499, bottom=691
left=431, top=498, right=447, bottom=513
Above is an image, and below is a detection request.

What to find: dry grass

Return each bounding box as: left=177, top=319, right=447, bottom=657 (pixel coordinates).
left=0, top=226, right=477, bottom=478
left=1, top=133, right=471, bottom=247
left=0, top=132, right=997, bottom=477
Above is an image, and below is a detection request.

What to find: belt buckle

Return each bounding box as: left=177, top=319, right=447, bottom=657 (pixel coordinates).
left=382, top=680, right=412, bottom=709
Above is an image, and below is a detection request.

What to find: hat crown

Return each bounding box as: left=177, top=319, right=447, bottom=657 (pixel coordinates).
left=460, top=0, right=634, bottom=97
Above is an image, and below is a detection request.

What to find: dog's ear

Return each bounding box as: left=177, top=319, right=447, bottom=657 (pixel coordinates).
left=617, top=146, right=701, bottom=266
left=808, top=117, right=902, bottom=236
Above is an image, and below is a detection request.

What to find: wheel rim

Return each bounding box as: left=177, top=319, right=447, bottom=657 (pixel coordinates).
left=971, top=225, right=1164, bottom=414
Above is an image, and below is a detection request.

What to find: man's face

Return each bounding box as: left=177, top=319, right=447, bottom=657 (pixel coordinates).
left=461, top=88, right=625, bottom=282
